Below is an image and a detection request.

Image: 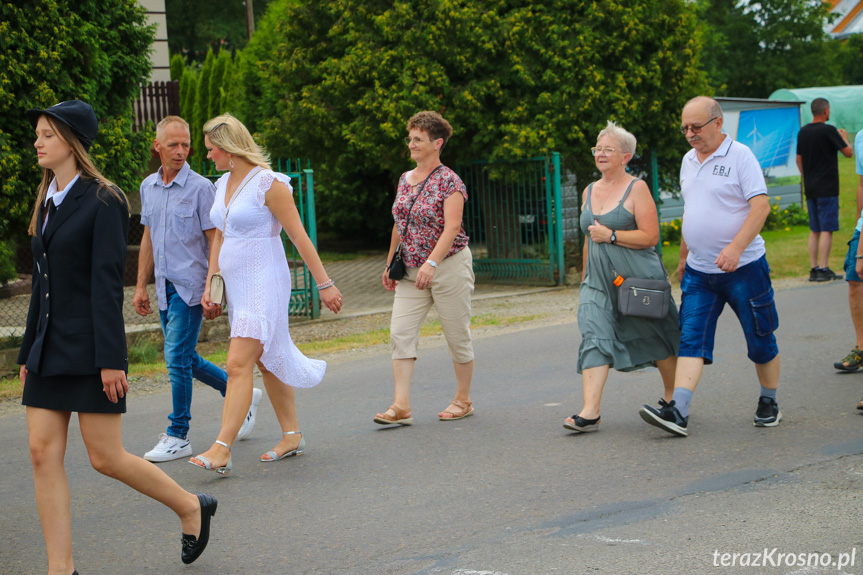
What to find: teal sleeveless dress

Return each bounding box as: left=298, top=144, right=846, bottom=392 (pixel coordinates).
left=577, top=180, right=680, bottom=373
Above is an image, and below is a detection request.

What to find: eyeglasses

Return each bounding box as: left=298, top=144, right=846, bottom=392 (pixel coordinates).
left=405, top=137, right=433, bottom=146
left=680, top=116, right=718, bottom=136
left=590, top=147, right=617, bottom=156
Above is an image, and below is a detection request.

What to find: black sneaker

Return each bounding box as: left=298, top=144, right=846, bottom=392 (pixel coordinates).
left=754, top=396, right=782, bottom=427
left=818, top=267, right=842, bottom=282
left=639, top=399, right=688, bottom=437
left=809, top=267, right=820, bottom=281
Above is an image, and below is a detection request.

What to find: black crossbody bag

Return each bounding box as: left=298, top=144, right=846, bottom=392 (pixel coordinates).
left=388, top=165, right=444, bottom=280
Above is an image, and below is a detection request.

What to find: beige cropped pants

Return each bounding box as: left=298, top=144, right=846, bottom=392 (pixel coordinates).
left=390, top=247, right=475, bottom=363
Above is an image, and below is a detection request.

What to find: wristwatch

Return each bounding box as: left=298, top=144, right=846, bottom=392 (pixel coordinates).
left=610, top=231, right=617, bottom=245
left=427, top=259, right=438, bottom=268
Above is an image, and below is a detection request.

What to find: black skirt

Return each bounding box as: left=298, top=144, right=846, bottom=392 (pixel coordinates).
left=22, top=371, right=126, bottom=414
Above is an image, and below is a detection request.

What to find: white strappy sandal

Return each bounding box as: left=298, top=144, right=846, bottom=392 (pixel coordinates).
left=260, top=430, right=305, bottom=462
left=189, top=440, right=233, bottom=476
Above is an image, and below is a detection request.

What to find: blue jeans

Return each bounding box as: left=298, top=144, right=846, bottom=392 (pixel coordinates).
left=160, top=281, right=227, bottom=439
left=678, top=256, right=779, bottom=365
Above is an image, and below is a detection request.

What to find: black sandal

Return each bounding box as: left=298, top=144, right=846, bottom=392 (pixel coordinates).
left=563, top=414, right=601, bottom=432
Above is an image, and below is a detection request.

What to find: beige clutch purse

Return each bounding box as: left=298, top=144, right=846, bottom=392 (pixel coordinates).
left=209, top=273, right=227, bottom=307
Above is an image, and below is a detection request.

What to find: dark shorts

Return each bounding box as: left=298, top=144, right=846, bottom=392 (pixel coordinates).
left=807, top=197, right=839, bottom=233
left=844, top=229, right=863, bottom=282
left=678, top=256, right=779, bottom=365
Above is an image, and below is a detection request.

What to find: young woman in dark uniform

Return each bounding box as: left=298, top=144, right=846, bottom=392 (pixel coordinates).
left=19, top=101, right=217, bottom=574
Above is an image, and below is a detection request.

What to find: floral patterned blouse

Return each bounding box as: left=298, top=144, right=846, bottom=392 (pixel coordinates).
left=392, top=165, right=469, bottom=267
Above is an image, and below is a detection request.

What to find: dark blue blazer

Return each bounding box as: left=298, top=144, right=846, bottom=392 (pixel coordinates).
left=18, top=177, right=130, bottom=376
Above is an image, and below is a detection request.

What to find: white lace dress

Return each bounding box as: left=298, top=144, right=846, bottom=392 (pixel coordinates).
left=210, top=168, right=326, bottom=388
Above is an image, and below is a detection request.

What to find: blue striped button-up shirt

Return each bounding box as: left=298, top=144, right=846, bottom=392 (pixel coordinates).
left=140, top=162, right=217, bottom=310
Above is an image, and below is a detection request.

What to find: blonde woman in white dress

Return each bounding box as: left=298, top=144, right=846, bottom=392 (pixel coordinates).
left=189, top=114, right=342, bottom=474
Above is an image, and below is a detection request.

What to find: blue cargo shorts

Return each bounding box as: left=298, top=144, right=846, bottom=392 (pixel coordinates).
left=678, top=255, right=779, bottom=365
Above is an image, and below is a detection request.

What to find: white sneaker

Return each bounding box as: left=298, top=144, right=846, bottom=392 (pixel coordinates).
left=236, top=388, right=263, bottom=441
left=144, top=433, right=192, bottom=462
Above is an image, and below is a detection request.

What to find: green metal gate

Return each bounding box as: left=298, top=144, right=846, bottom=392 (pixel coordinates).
left=199, top=159, right=320, bottom=319
left=458, top=152, right=564, bottom=285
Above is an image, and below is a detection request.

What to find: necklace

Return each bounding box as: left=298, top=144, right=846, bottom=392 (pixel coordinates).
left=593, top=183, right=617, bottom=215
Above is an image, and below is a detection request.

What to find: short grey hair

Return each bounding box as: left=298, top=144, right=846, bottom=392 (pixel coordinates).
left=597, top=121, right=636, bottom=156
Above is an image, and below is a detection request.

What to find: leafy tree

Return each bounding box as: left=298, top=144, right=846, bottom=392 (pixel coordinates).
left=695, top=0, right=842, bottom=97
left=180, top=67, right=198, bottom=124
left=165, top=0, right=277, bottom=63
left=0, top=0, right=154, bottom=244
left=219, top=54, right=237, bottom=114
left=208, top=49, right=231, bottom=120
left=839, top=34, right=863, bottom=85
left=244, top=0, right=707, bottom=240
left=170, top=53, right=185, bottom=82
left=222, top=10, right=286, bottom=136
left=191, top=48, right=216, bottom=164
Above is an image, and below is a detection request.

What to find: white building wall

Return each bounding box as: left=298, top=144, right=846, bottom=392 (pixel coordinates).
left=139, top=0, right=170, bottom=82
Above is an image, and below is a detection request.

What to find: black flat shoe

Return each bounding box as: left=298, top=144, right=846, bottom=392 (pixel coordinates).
left=563, top=414, right=601, bottom=432
left=181, top=493, right=218, bottom=564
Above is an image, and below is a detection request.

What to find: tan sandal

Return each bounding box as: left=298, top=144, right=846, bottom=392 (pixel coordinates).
left=438, top=399, right=474, bottom=421
left=374, top=404, right=413, bottom=426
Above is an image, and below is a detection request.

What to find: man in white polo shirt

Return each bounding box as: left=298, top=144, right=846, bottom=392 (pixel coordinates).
left=639, top=96, right=781, bottom=437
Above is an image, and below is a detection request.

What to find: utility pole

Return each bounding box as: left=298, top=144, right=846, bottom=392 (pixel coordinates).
left=246, top=0, right=255, bottom=40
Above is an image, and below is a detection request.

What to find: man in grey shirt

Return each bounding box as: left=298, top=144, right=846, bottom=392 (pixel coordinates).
left=134, top=115, right=261, bottom=462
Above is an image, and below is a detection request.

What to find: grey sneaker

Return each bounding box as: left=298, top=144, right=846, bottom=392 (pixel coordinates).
left=144, top=433, right=191, bottom=462
left=754, top=396, right=782, bottom=427
left=639, top=399, right=688, bottom=437
left=236, top=388, right=263, bottom=441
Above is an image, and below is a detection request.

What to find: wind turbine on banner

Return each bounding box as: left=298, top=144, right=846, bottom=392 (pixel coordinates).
left=748, top=119, right=774, bottom=177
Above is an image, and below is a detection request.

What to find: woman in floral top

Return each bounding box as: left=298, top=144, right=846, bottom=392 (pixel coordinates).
left=374, top=111, right=476, bottom=426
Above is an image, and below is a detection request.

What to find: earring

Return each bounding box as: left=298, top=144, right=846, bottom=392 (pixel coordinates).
left=229, top=157, right=234, bottom=169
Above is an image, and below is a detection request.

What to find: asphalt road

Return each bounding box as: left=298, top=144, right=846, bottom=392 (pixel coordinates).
left=1, top=281, right=862, bottom=575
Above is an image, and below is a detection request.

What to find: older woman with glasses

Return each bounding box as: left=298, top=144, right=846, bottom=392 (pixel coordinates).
left=374, top=111, right=475, bottom=426
left=563, top=121, right=680, bottom=433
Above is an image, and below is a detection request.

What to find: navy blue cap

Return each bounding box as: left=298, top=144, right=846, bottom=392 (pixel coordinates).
left=26, top=100, right=99, bottom=151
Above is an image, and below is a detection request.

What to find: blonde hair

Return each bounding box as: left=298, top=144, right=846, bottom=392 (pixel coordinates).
left=203, top=113, right=270, bottom=170
left=28, top=115, right=129, bottom=236
left=597, top=121, right=637, bottom=156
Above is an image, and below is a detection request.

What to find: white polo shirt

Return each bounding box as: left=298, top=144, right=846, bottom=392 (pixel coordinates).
left=680, top=135, right=767, bottom=274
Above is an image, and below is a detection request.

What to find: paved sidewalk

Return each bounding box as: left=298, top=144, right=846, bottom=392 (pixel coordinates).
left=318, top=254, right=562, bottom=319
left=0, top=254, right=563, bottom=338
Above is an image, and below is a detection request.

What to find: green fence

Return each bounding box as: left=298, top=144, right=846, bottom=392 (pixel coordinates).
left=197, top=159, right=320, bottom=319
left=458, top=152, right=565, bottom=285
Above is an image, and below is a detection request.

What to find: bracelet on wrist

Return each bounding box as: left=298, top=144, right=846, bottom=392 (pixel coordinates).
left=856, top=255, right=863, bottom=260
left=316, top=279, right=335, bottom=290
